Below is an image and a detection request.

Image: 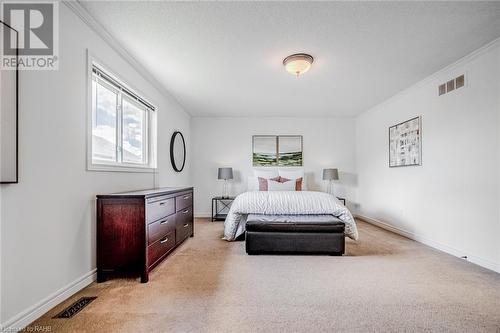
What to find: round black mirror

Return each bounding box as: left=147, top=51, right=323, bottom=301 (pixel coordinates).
left=170, top=131, right=186, bottom=172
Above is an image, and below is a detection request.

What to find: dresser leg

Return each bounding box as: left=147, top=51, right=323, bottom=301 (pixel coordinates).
left=141, top=273, right=149, bottom=283
left=96, top=270, right=106, bottom=283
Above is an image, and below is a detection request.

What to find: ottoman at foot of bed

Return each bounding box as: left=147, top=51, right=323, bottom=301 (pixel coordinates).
left=245, top=229, right=345, bottom=255
left=244, top=215, right=346, bottom=255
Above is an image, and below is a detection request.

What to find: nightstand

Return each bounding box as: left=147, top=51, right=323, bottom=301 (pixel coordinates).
left=336, top=197, right=346, bottom=205
left=211, top=196, right=235, bottom=221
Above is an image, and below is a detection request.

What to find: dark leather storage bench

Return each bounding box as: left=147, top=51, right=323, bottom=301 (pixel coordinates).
left=245, top=215, right=345, bottom=255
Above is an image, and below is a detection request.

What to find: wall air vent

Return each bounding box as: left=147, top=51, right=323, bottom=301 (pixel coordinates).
left=438, top=74, right=465, bottom=96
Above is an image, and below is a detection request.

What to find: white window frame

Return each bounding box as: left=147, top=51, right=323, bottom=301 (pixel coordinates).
left=86, top=51, right=157, bottom=173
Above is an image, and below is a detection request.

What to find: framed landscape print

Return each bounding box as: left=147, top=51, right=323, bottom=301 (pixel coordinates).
left=389, top=116, right=421, bottom=167
left=252, top=135, right=303, bottom=166
left=252, top=136, right=278, bottom=166
left=277, top=135, right=303, bottom=166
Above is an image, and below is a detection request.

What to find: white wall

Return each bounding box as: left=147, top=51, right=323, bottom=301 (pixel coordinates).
left=355, top=39, right=500, bottom=273
left=191, top=117, right=357, bottom=216
left=0, top=4, right=191, bottom=329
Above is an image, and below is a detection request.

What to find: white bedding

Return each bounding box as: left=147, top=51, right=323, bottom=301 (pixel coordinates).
left=223, top=191, right=358, bottom=241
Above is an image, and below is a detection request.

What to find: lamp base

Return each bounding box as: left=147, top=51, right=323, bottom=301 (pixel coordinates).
left=222, top=180, right=229, bottom=199
left=327, top=180, right=334, bottom=195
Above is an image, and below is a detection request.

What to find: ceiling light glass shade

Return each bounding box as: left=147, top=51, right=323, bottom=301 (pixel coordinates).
left=283, top=53, right=314, bottom=77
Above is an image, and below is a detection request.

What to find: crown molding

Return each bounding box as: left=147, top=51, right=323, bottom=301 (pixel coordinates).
left=63, top=1, right=191, bottom=117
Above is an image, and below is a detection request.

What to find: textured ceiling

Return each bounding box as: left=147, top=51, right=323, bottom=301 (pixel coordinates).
left=80, top=1, right=500, bottom=117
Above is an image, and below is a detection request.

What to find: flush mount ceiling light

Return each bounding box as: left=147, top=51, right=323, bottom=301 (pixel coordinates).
left=283, top=53, right=314, bottom=77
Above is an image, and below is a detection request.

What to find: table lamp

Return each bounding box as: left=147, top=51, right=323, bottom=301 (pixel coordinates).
left=322, top=168, right=339, bottom=195
left=218, top=167, right=233, bottom=198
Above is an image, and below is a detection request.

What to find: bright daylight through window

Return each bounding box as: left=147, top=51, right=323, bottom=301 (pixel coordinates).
left=90, top=64, right=156, bottom=170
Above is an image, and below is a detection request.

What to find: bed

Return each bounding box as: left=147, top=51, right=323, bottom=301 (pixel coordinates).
left=223, top=168, right=358, bottom=255
left=223, top=190, right=358, bottom=242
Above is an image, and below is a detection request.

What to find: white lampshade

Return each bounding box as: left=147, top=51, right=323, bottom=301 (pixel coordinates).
left=283, top=53, right=314, bottom=77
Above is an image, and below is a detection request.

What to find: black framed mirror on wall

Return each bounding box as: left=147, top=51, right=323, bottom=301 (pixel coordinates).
left=0, top=20, right=19, bottom=183
left=170, top=131, right=186, bottom=172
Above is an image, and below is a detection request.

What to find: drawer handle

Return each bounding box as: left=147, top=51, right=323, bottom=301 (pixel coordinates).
left=182, top=209, right=189, bottom=214
left=183, top=195, right=191, bottom=200
left=160, top=219, right=168, bottom=225
left=159, top=201, right=166, bottom=206
left=183, top=223, right=189, bottom=228
left=160, top=237, right=169, bottom=244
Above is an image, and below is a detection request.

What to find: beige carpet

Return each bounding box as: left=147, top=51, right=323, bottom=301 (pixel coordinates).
left=27, top=218, right=500, bottom=332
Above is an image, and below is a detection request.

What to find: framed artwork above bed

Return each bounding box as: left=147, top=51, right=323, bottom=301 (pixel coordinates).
left=389, top=116, right=421, bottom=167
left=252, top=135, right=303, bottom=167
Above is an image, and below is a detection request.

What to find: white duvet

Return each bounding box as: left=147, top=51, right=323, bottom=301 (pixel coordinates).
left=223, top=191, right=358, bottom=241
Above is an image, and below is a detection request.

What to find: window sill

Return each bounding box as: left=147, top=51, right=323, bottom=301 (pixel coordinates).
left=87, top=163, right=157, bottom=173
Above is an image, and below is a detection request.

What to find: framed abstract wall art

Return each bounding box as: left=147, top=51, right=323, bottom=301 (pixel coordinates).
left=252, top=135, right=303, bottom=167
left=389, top=116, right=421, bottom=167
left=252, top=135, right=278, bottom=166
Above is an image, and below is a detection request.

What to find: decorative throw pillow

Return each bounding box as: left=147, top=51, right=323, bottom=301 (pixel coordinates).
left=296, top=177, right=303, bottom=191
left=258, top=176, right=303, bottom=191
left=280, top=177, right=303, bottom=191
left=258, top=176, right=281, bottom=191
left=278, top=169, right=306, bottom=190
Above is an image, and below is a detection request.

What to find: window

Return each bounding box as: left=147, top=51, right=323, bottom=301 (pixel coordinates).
left=89, top=63, right=156, bottom=171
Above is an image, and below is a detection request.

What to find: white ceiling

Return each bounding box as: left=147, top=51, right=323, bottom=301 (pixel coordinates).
left=80, top=1, right=500, bottom=117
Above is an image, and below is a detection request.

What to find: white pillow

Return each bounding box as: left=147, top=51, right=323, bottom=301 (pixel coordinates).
left=247, top=176, right=259, bottom=191
left=278, top=168, right=304, bottom=179
left=279, top=169, right=307, bottom=190
left=254, top=168, right=279, bottom=179
left=249, top=169, right=279, bottom=191
left=267, top=178, right=296, bottom=191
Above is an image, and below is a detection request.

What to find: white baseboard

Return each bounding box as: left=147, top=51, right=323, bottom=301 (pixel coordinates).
left=356, top=214, right=500, bottom=274
left=195, top=213, right=211, bottom=218
left=1, top=269, right=97, bottom=332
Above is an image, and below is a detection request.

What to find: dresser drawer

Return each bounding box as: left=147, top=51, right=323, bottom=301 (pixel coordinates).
left=147, top=197, right=175, bottom=223
left=176, top=206, right=193, bottom=225
left=176, top=192, right=193, bottom=212
left=176, top=220, right=193, bottom=243
left=148, top=214, right=176, bottom=245
left=176, top=206, right=193, bottom=243
left=148, top=231, right=175, bottom=268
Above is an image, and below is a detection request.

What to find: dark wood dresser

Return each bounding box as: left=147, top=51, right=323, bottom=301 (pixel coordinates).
left=96, top=187, right=193, bottom=283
